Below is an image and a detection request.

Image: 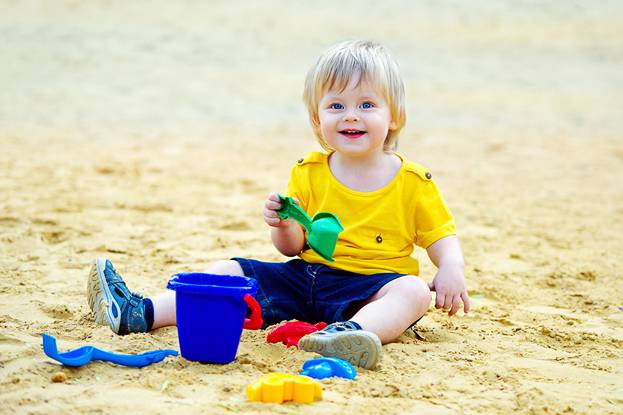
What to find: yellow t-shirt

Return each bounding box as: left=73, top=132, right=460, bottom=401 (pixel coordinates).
left=286, top=152, right=456, bottom=276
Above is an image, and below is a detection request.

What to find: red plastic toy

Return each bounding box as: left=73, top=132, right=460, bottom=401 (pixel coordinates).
left=267, top=321, right=328, bottom=347
left=243, top=294, right=263, bottom=330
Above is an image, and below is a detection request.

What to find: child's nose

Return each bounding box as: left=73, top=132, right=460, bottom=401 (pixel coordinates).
left=342, top=109, right=359, bottom=122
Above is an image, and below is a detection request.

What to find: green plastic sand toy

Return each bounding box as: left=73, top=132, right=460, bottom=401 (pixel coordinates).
left=276, top=195, right=344, bottom=262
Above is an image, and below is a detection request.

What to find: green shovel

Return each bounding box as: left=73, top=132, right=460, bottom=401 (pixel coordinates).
left=276, top=195, right=344, bottom=262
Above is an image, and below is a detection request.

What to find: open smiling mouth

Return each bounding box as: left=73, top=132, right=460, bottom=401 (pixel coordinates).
left=339, top=129, right=366, bottom=138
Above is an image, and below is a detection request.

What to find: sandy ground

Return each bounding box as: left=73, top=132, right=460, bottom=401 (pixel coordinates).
left=1, top=1, right=623, bottom=414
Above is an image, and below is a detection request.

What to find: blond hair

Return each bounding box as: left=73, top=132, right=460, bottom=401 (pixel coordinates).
left=303, top=40, right=406, bottom=152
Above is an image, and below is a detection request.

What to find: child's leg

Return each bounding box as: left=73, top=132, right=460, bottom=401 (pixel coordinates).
left=349, top=275, right=431, bottom=343
left=298, top=275, right=430, bottom=369
left=150, top=260, right=244, bottom=329
left=88, top=258, right=244, bottom=334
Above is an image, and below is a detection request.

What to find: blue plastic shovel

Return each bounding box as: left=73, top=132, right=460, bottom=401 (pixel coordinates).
left=42, top=333, right=178, bottom=368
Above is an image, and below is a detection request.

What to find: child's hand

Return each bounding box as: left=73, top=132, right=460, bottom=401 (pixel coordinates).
left=265, top=193, right=306, bottom=256
left=428, top=264, right=470, bottom=317
left=425, top=236, right=470, bottom=317
left=263, top=193, right=299, bottom=228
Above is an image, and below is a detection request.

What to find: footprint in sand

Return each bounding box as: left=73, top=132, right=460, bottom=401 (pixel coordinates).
left=40, top=230, right=68, bottom=244
left=40, top=304, right=73, bottom=320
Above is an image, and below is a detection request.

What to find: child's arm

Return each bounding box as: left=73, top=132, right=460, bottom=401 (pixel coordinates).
left=264, top=192, right=306, bottom=256
left=426, top=235, right=470, bottom=316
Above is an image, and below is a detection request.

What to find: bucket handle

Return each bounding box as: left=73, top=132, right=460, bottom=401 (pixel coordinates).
left=243, top=294, right=263, bottom=330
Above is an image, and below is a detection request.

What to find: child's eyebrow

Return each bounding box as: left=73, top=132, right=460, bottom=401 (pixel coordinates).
left=358, top=95, right=380, bottom=101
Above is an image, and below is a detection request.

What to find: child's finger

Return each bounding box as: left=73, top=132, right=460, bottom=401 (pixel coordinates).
left=264, top=216, right=281, bottom=226
left=264, top=207, right=280, bottom=218
left=461, top=291, right=471, bottom=314
left=443, top=294, right=453, bottom=310
left=434, top=291, right=444, bottom=308
left=268, top=192, right=281, bottom=202
left=264, top=208, right=281, bottom=224
left=265, top=199, right=282, bottom=211
left=449, top=295, right=461, bottom=316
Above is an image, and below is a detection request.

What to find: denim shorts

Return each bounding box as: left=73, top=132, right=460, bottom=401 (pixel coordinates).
left=232, top=258, right=407, bottom=328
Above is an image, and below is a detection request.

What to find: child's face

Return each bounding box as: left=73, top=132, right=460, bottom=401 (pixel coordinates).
left=317, top=72, right=397, bottom=158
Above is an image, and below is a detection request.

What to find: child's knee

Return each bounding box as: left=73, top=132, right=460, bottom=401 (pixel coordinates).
left=398, top=276, right=432, bottom=310
left=204, top=260, right=244, bottom=276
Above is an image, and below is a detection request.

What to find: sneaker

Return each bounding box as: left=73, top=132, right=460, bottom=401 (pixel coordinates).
left=87, top=258, right=148, bottom=335
left=298, top=321, right=382, bottom=369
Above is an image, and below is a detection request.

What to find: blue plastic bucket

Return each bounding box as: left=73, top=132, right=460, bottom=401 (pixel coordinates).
left=167, top=273, right=262, bottom=363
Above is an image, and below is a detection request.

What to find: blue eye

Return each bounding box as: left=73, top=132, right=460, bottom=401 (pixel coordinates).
left=329, top=103, right=343, bottom=110
left=361, top=102, right=374, bottom=109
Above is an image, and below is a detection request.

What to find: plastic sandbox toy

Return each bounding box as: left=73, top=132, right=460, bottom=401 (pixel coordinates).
left=266, top=321, right=327, bottom=347
left=276, top=195, right=343, bottom=262
left=300, top=357, right=357, bottom=380
left=246, top=373, right=322, bottom=404
left=42, top=333, right=178, bottom=368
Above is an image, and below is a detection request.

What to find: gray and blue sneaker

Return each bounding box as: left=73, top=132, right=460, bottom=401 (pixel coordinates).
left=87, top=258, right=148, bottom=335
left=298, top=321, right=382, bottom=370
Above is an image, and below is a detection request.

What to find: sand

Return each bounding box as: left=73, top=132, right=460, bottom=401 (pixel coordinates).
left=1, top=1, right=622, bottom=414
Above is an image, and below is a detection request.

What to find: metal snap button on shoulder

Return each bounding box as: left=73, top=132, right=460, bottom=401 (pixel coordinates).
left=376, top=235, right=383, bottom=243
left=297, top=158, right=304, bottom=163
left=425, top=172, right=432, bottom=179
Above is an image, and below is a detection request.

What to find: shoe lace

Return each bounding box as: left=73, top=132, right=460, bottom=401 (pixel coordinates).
left=106, top=266, right=143, bottom=300
left=111, top=280, right=143, bottom=300
left=130, top=290, right=144, bottom=300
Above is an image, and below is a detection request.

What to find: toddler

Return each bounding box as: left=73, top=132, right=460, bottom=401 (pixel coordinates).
left=88, top=40, right=470, bottom=369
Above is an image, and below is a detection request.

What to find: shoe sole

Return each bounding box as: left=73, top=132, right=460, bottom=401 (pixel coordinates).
left=87, top=258, right=121, bottom=333
left=298, top=330, right=382, bottom=370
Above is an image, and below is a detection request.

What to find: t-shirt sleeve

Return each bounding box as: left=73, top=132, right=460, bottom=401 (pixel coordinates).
left=414, top=180, right=456, bottom=248
left=285, top=164, right=308, bottom=212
